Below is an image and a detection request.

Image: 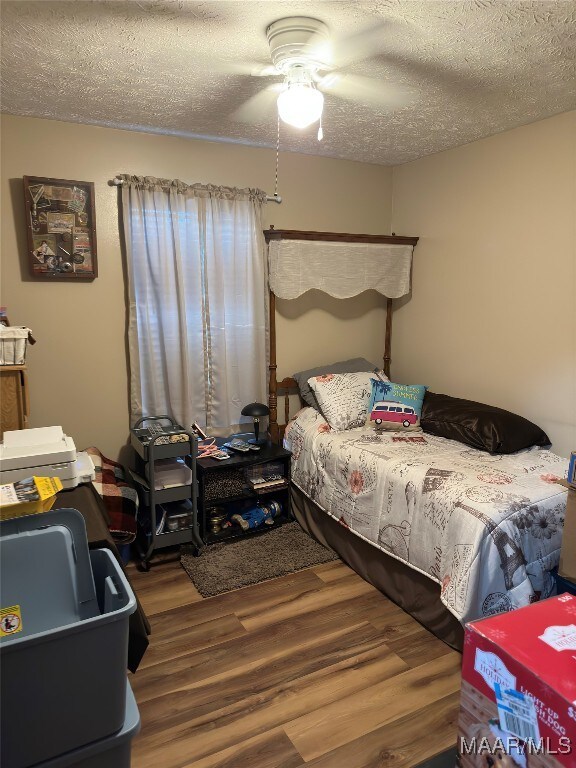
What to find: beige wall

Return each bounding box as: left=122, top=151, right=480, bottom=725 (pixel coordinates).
left=0, top=115, right=392, bottom=458
left=391, top=111, right=576, bottom=458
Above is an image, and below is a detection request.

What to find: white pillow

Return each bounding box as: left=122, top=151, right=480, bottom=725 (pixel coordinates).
left=308, top=370, right=389, bottom=431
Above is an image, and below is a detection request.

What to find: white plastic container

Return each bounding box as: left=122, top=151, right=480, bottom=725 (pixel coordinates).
left=0, top=325, right=31, bottom=365
left=150, top=457, right=193, bottom=490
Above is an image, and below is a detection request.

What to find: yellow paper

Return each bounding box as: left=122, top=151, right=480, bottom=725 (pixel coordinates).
left=0, top=476, right=63, bottom=519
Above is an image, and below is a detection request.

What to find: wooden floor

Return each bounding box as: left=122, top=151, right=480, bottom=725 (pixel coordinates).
left=128, top=553, right=462, bottom=768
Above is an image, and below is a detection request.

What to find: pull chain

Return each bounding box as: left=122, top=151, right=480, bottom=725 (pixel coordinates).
left=318, top=113, right=323, bottom=142
left=274, top=113, right=280, bottom=199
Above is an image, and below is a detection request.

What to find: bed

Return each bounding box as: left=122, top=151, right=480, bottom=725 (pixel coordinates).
left=284, top=405, right=567, bottom=648
left=264, top=227, right=569, bottom=650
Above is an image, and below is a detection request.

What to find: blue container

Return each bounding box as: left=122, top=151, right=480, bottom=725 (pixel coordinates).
left=554, top=567, right=576, bottom=596
left=118, top=543, right=132, bottom=564
left=568, top=450, right=576, bottom=487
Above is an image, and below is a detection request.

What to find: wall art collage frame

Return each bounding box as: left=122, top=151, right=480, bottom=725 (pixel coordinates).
left=23, top=175, right=98, bottom=280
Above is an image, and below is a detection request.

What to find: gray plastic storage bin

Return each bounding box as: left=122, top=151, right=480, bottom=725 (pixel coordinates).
left=38, top=683, right=140, bottom=768
left=0, top=511, right=100, bottom=636
left=0, top=510, right=137, bottom=768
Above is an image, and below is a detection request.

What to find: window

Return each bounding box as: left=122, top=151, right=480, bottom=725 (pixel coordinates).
left=121, top=177, right=268, bottom=431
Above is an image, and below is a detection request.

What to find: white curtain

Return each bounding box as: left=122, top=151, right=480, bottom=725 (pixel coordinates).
left=120, top=175, right=268, bottom=433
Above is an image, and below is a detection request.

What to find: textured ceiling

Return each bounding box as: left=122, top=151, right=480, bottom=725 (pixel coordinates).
left=1, top=0, right=575, bottom=165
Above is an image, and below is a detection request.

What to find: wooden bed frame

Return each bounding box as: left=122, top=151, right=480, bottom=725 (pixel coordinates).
left=264, top=226, right=419, bottom=443
left=262, top=227, right=464, bottom=650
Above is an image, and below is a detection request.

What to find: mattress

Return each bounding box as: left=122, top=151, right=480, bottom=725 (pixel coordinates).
left=284, top=407, right=568, bottom=625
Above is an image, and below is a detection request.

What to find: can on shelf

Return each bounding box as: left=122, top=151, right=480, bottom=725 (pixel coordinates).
left=259, top=499, right=282, bottom=520
left=208, top=507, right=228, bottom=534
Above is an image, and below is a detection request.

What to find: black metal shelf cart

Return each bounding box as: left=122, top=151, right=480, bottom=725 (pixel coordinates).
left=130, top=415, right=202, bottom=571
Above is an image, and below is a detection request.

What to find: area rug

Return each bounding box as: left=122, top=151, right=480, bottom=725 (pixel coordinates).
left=180, top=521, right=339, bottom=598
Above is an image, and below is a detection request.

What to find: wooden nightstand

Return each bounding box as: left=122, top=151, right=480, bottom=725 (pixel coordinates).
left=196, top=439, right=292, bottom=548
left=0, top=365, right=29, bottom=439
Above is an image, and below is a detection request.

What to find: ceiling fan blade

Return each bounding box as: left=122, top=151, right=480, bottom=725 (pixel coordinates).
left=372, top=51, right=497, bottom=97
left=212, top=60, right=280, bottom=78
left=230, top=85, right=281, bottom=124
left=249, top=64, right=280, bottom=78
left=319, top=72, right=416, bottom=110
left=330, top=18, right=414, bottom=69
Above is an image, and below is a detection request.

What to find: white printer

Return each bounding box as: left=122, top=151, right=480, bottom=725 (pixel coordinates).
left=0, top=426, right=95, bottom=489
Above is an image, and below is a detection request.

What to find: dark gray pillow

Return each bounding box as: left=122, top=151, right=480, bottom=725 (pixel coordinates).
left=293, top=357, right=379, bottom=408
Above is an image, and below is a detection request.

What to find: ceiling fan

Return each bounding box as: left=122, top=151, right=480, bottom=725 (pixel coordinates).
left=231, top=16, right=415, bottom=138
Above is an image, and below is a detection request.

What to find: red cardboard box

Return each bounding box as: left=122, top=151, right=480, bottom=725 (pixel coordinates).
left=458, top=594, right=576, bottom=767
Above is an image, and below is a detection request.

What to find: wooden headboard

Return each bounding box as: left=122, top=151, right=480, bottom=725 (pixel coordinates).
left=264, top=227, right=419, bottom=444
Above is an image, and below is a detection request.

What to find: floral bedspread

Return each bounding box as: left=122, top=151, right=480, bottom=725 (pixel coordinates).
left=284, top=407, right=568, bottom=624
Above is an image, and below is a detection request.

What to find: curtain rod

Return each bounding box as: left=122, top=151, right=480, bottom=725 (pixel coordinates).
left=109, top=177, right=282, bottom=204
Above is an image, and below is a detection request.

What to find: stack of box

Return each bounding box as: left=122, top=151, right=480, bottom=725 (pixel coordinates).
left=457, top=594, right=576, bottom=767
left=0, top=509, right=140, bottom=768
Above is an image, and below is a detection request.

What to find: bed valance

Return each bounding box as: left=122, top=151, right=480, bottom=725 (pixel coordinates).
left=263, top=227, right=419, bottom=442
left=268, top=237, right=415, bottom=299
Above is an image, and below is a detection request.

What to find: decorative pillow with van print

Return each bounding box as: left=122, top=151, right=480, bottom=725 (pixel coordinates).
left=366, top=380, right=427, bottom=431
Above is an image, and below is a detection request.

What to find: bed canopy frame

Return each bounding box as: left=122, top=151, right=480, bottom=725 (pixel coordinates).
left=264, top=227, right=468, bottom=652
left=264, top=226, right=419, bottom=443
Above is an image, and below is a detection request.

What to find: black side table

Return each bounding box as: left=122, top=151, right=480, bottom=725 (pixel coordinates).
left=196, top=439, right=292, bottom=549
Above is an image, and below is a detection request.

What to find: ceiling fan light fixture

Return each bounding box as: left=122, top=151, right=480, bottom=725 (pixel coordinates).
left=267, top=17, right=331, bottom=72
left=277, top=83, right=324, bottom=129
